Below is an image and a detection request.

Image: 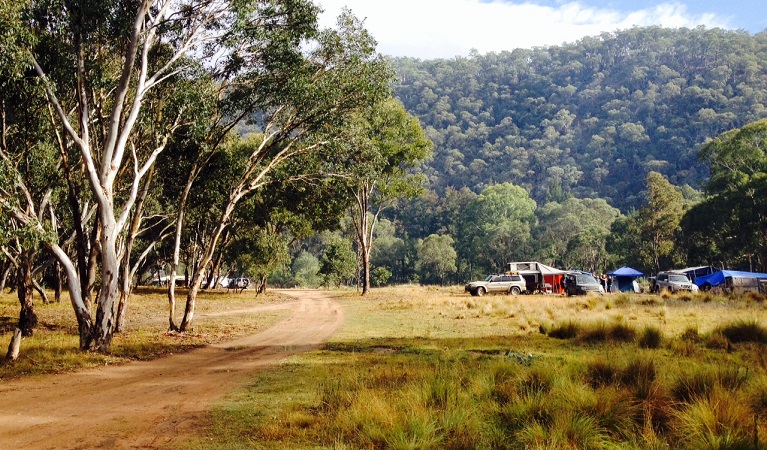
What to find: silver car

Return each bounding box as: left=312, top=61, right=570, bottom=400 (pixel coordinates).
left=650, top=271, right=698, bottom=293
left=465, top=274, right=526, bottom=296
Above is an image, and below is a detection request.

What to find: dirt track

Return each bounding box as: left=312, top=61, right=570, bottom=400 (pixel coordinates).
left=0, top=290, right=344, bottom=449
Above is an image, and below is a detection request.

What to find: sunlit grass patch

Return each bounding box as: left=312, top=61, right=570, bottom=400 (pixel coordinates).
left=0, top=288, right=290, bottom=379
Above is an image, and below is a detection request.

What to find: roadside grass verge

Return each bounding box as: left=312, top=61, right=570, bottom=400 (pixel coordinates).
left=188, top=286, right=767, bottom=449
left=0, top=288, right=291, bottom=379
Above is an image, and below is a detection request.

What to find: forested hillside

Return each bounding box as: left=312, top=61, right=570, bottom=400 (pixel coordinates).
left=391, top=27, right=767, bottom=211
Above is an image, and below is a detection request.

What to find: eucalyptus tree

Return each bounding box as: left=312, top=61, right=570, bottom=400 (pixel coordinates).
left=176, top=10, right=392, bottom=330
left=533, top=197, right=620, bottom=272
left=629, top=172, right=686, bottom=273
left=683, top=119, right=767, bottom=271
left=0, top=0, right=70, bottom=358
left=415, top=234, right=457, bottom=285
left=459, top=183, right=537, bottom=277
left=336, top=98, right=432, bottom=294
left=319, top=233, right=356, bottom=288
left=0, top=0, right=267, bottom=351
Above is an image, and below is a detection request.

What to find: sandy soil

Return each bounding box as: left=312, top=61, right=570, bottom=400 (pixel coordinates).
left=0, top=290, right=344, bottom=449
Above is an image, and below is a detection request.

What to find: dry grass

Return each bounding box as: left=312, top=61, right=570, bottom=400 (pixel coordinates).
left=333, top=285, right=767, bottom=341
left=183, top=285, right=767, bottom=450
left=0, top=287, right=291, bottom=379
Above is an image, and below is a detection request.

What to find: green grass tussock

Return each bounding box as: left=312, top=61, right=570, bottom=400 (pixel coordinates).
left=717, top=319, right=767, bottom=344
left=546, top=319, right=639, bottom=345
left=638, top=326, right=663, bottom=349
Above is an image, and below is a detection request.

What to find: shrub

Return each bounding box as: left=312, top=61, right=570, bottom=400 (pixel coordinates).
left=609, top=323, right=638, bottom=343
left=514, top=413, right=610, bottom=450
left=621, top=359, right=657, bottom=393
left=717, top=319, right=767, bottom=344
left=638, top=326, right=663, bottom=349
left=745, top=291, right=766, bottom=303
left=578, top=322, right=609, bottom=343
left=517, top=366, right=556, bottom=397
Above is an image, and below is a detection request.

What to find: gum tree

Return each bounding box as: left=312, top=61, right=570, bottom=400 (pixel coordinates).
left=4, top=0, right=247, bottom=351
left=338, top=98, right=432, bottom=294
left=176, top=10, right=393, bottom=330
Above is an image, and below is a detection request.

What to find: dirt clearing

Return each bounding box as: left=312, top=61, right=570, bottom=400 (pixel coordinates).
left=0, top=290, right=344, bottom=449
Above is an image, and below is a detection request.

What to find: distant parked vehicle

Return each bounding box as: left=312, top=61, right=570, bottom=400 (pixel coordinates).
left=465, top=273, right=526, bottom=296
left=227, top=277, right=251, bottom=292
left=564, top=272, right=604, bottom=296
left=649, top=271, right=698, bottom=293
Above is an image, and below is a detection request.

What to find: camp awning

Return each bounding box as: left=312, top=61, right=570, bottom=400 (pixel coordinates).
left=693, top=270, right=767, bottom=287
left=607, top=266, right=644, bottom=277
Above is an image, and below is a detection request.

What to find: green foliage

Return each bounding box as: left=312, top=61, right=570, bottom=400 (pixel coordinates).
left=319, top=235, right=356, bottom=288
left=459, top=182, right=537, bottom=276
left=685, top=119, right=767, bottom=271
left=227, top=224, right=290, bottom=282
left=291, top=251, right=321, bottom=288
left=392, top=27, right=767, bottom=212
left=415, top=234, right=457, bottom=285
left=370, top=266, right=391, bottom=287
left=534, top=197, right=620, bottom=272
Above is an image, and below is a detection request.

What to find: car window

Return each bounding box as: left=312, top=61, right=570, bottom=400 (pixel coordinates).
left=669, top=275, right=688, bottom=282
left=511, top=275, right=522, bottom=281
left=658, top=274, right=667, bottom=281
left=576, top=275, right=597, bottom=285
left=500, top=276, right=512, bottom=282
left=484, top=275, right=493, bottom=282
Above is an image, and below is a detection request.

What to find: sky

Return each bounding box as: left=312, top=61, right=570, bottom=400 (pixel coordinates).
left=315, top=0, right=767, bottom=59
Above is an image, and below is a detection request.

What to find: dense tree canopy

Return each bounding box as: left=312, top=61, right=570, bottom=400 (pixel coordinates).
left=683, top=119, right=767, bottom=271
left=391, top=27, right=767, bottom=212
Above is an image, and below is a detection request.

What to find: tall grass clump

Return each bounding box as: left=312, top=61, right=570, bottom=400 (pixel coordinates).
left=672, top=386, right=756, bottom=449
left=577, top=321, right=637, bottom=344
left=514, top=413, right=611, bottom=450
left=547, top=320, right=580, bottom=339
left=638, top=326, right=663, bottom=349
left=671, top=366, right=750, bottom=402
left=717, top=319, right=767, bottom=344
left=748, top=375, right=767, bottom=416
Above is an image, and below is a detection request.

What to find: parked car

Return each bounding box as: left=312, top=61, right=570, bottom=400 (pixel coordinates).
left=564, top=272, right=604, bottom=296
left=465, top=273, right=526, bottom=296
left=649, top=271, right=698, bottom=293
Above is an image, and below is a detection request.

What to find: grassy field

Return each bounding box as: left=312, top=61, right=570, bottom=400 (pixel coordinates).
left=0, top=287, right=291, bottom=379
left=183, top=286, right=767, bottom=449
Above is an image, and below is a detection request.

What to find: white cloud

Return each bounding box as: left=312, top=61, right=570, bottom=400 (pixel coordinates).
left=316, top=1, right=730, bottom=59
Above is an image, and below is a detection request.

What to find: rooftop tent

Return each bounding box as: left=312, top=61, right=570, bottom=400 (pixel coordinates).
left=607, top=266, right=644, bottom=293
left=693, top=270, right=767, bottom=289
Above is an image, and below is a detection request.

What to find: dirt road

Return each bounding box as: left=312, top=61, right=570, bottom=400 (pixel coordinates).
left=0, top=290, right=344, bottom=449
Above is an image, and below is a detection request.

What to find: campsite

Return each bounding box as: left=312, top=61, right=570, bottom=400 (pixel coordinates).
left=2, top=285, right=767, bottom=449
left=3, top=1, right=767, bottom=449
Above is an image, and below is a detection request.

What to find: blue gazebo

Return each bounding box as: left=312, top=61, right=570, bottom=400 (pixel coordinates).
left=607, top=266, right=644, bottom=292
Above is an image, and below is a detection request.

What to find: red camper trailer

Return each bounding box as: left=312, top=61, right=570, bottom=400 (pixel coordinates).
left=507, top=261, right=566, bottom=294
